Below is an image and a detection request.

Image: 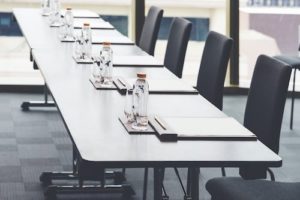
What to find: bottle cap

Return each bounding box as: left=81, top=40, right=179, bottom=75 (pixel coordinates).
left=83, top=23, right=90, bottom=27
left=66, top=8, right=72, bottom=10
left=137, top=73, right=146, bottom=79
left=103, top=41, right=111, bottom=47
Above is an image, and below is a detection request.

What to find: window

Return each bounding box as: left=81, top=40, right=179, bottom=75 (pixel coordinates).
left=157, top=17, right=209, bottom=41
left=0, top=0, right=131, bottom=85
left=101, top=15, right=128, bottom=36
left=146, top=0, right=228, bottom=85
left=239, top=0, right=300, bottom=90
left=0, top=12, right=22, bottom=36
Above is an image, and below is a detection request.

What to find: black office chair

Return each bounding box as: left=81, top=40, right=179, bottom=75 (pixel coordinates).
left=194, top=31, right=233, bottom=178
left=164, top=17, right=192, bottom=78
left=142, top=18, right=191, bottom=200
left=138, top=6, right=163, bottom=56
left=206, top=177, right=300, bottom=200
left=206, top=55, right=292, bottom=200
left=241, top=55, right=291, bottom=179
left=274, top=52, right=300, bottom=130
left=196, top=31, right=233, bottom=110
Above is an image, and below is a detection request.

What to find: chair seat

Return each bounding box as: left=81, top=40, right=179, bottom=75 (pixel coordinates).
left=206, top=177, right=300, bottom=200
left=274, top=55, right=300, bottom=69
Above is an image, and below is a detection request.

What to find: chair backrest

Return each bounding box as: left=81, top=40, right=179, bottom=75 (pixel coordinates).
left=196, top=31, right=233, bottom=110
left=244, top=55, right=291, bottom=154
left=138, top=6, right=164, bottom=56
left=164, top=17, right=192, bottom=78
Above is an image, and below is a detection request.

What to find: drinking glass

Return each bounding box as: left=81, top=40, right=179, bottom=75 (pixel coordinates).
left=41, top=0, right=51, bottom=16
left=124, top=88, right=134, bottom=123
left=73, top=33, right=83, bottom=59
left=91, top=58, right=102, bottom=83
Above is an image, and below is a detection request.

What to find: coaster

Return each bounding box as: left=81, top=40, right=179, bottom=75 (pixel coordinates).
left=119, top=116, right=155, bottom=135
left=89, top=78, right=117, bottom=90
left=41, top=12, right=51, bottom=17
left=50, top=22, right=64, bottom=27
left=73, top=55, right=94, bottom=64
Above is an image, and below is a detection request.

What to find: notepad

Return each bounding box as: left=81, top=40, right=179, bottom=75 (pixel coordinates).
left=91, top=36, right=134, bottom=45
left=149, top=117, right=257, bottom=141
left=74, top=18, right=114, bottom=29
left=113, top=56, right=164, bottom=67
left=114, top=78, right=198, bottom=95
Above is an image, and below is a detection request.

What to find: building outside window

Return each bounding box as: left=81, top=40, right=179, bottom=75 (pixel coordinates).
left=0, top=0, right=131, bottom=85
left=147, top=0, right=228, bottom=85
left=240, top=0, right=300, bottom=90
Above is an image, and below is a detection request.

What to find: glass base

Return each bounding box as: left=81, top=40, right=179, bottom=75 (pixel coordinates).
left=131, top=122, right=148, bottom=131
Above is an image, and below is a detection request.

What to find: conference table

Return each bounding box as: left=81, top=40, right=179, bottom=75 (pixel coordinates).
left=13, top=8, right=282, bottom=200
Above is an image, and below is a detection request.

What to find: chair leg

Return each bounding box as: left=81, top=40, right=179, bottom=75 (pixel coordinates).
left=290, top=68, right=296, bottom=130
left=186, top=168, right=191, bottom=195
left=221, top=167, right=226, bottom=177
left=267, top=168, right=275, bottom=181
left=173, top=168, right=188, bottom=198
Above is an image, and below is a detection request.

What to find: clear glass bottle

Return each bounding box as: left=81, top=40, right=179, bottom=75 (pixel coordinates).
left=49, top=0, right=62, bottom=26
left=81, top=23, right=92, bottom=60
left=132, top=73, right=149, bottom=131
left=64, top=8, right=74, bottom=40
left=99, top=42, right=113, bottom=85
left=41, top=0, right=51, bottom=16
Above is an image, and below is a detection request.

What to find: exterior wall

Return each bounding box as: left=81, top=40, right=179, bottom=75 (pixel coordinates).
left=0, top=0, right=228, bottom=85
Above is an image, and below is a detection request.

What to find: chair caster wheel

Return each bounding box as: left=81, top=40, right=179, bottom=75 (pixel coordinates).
left=162, top=195, right=169, bottom=200
left=114, top=171, right=126, bottom=184
left=21, top=102, right=30, bottom=111
left=45, top=186, right=57, bottom=200
left=122, top=184, right=135, bottom=198
left=40, top=172, right=52, bottom=186
left=184, top=195, right=192, bottom=200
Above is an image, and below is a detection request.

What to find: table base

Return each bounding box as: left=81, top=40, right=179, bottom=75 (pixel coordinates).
left=44, top=184, right=135, bottom=200
left=40, top=170, right=126, bottom=186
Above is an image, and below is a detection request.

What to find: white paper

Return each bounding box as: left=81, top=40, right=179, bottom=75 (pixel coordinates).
left=74, top=18, right=113, bottom=29
left=162, top=117, right=256, bottom=138
left=125, top=78, right=196, bottom=93
left=114, top=56, right=163, bottom=66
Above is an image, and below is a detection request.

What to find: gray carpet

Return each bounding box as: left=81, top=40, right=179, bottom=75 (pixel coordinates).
left=0, top=93, right=299, bottom=200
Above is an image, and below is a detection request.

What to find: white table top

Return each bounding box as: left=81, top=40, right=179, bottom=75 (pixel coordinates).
left=15, top=8, right=282, bottom=168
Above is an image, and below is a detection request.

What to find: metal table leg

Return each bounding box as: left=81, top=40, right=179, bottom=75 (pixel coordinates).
left=45, top=183, right=135, bottom=200
left=143, top=167, right=149, bottom=200
left=40, top=145, right=126, bottom=186
left=21, top=83, right=56, bottom=111
left=154, top=167, right=163, bottom=200
left=189, top=167, right=199, bottom=200
left=40, top=145, right=80, bottom=186
left=41, top=145, right=130, bottom=199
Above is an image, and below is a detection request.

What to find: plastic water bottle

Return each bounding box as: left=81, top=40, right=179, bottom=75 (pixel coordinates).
left=132, top=73, right=149, bottom=131
left=81, top=23, right=92, bottom=60
left=64, top=8, right=74, bottom=40
left=41, top=0, right=51, bottom=16
left=99, top=42, right=113, bottom=85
